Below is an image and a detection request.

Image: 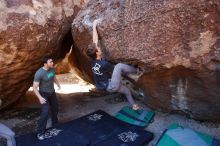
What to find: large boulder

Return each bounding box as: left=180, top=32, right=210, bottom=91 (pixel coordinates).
left=0, top=0, right=86, bottom=110
left=72, top=0, right=220, bottom=121
left=139, top=67, right=220, bottom=122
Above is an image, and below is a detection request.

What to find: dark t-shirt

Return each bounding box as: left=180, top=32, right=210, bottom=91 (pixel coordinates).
left=34, top=67, right=55, bottom=93
left=89, top=59, right=114, bottom=90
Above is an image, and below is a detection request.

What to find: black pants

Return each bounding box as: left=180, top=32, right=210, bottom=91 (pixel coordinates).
left=37, top=91, right=58, bottom=134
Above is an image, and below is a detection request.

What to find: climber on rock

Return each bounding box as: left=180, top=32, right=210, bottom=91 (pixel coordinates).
left=86, top=19, right=141, bottom=110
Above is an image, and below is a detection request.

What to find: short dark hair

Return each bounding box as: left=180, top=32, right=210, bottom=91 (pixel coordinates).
left=41, top=56, right=52, bottom=65
left=86, top=43, right=98, bottom=59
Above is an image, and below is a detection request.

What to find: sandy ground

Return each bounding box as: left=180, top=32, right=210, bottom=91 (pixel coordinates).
left=0, top=73, right=220, bottom=146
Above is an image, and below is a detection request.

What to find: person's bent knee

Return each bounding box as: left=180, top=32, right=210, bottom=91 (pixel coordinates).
left=115, top=63, right=123, bottom=69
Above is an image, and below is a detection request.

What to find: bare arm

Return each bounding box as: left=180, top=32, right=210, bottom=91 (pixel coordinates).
left=93, top=19, right=105, bottom=58
left=33, top=82, right=46, bottom=104
left=93, top=20, right=99, bottom=47
left=54, top=75, right=61, bottom=90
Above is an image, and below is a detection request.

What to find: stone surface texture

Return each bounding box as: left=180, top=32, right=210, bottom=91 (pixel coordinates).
left=0, top=0, right=86, bottom=109
left=71, top=0, right=220, bottom=121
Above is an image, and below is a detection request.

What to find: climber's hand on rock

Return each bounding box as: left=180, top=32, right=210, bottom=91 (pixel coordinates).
left=93, top=18, right=102, bottom=26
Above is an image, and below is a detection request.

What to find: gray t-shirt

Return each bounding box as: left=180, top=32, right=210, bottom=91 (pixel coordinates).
left=34, top=67, right=55, bottom=93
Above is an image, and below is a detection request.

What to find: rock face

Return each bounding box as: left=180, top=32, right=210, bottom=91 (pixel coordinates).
left=55, top=52, right=71, bottom=74
left=0, top=0, right=86, bottom=110
left=68, top=43, right=94, bottom=83
left=139, top=67, right=220, bottom=122
left=72, top=0, right=220, bottom=121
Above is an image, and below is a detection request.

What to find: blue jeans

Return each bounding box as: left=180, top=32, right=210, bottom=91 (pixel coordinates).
left=37, top=92, right=58, bottom=134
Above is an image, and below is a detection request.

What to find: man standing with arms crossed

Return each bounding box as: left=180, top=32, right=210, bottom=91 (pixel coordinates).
left=33, top=57, right=61, bottom=140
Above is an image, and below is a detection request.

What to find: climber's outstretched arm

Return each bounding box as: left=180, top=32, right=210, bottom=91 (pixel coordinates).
left=92, top=19, right=106, bottom=59
left=93, top=20, right=99, bottom=46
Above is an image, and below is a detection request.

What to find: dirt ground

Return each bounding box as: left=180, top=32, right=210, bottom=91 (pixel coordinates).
left=0, top=73, right=220, bottom=146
